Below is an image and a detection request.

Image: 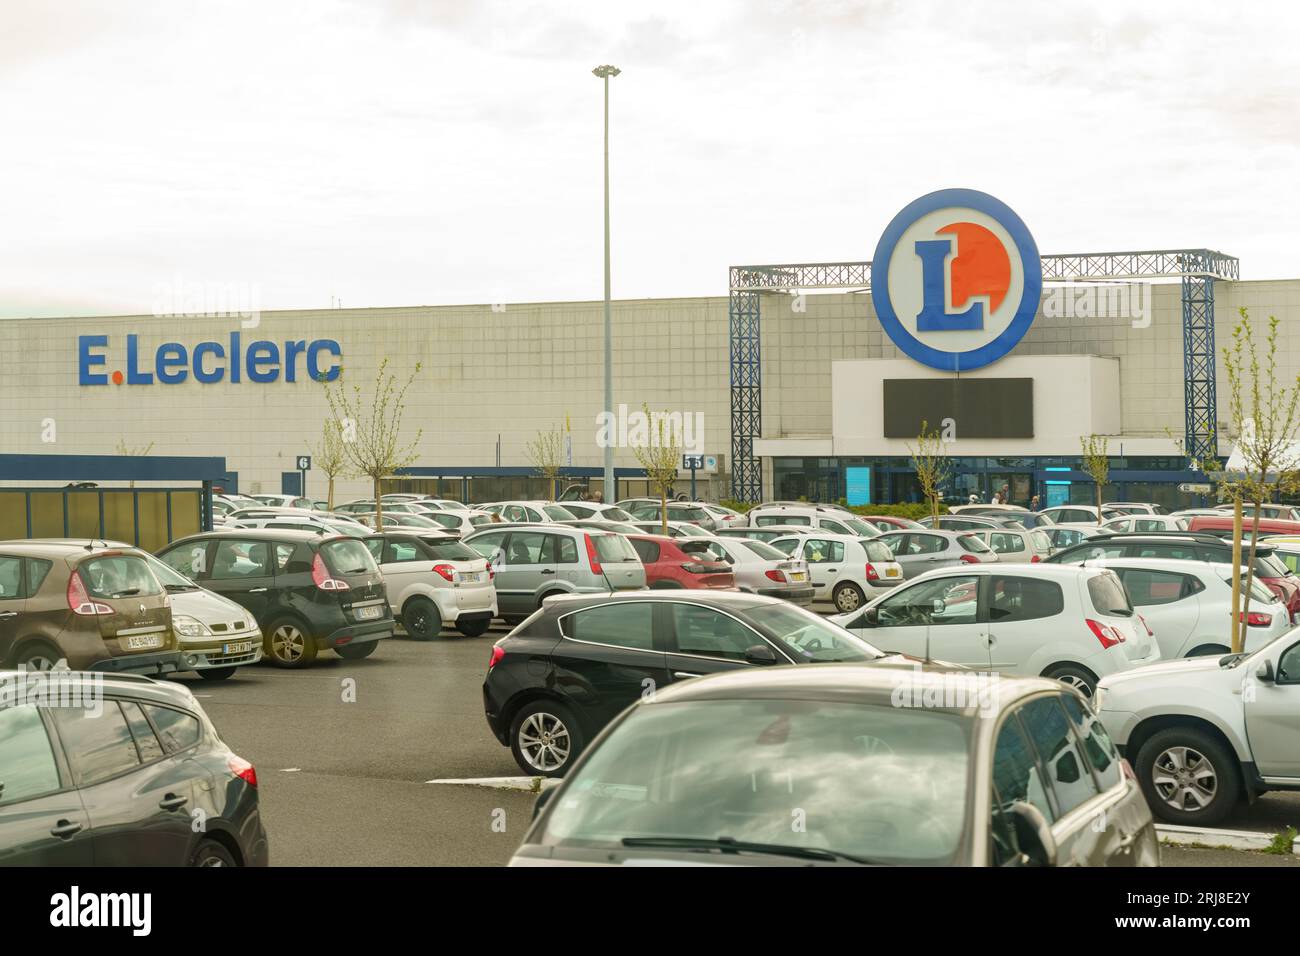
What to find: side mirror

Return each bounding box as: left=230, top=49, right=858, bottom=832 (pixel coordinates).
left=531, top=785, right=555, bottom=820
left=1009, top=802, right=1058, bottom=867
left=932, top=598, right=946, bottom=614
left=744, top=644, right=778, bottom=665
left=1257, top=659, right=1276, bottom=683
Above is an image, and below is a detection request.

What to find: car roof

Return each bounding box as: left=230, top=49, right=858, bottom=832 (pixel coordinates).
left=0, top=539, right=147, bottom=559
left=170, top=528, right=344, bottom=543
left=645, top=660, right=1063, bottom=713
left=539, top=588, right=774, bottom=613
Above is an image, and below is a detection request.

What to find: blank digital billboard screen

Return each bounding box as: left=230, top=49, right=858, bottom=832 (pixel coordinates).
left=882, top=378, right=1033, bottom=438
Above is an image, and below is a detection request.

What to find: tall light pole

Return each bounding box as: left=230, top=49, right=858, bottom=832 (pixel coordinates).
left=593, top=64, right=620, bottom=502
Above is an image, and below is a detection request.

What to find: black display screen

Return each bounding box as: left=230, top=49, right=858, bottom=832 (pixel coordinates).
left=882, top=378, right=1033, bottom=438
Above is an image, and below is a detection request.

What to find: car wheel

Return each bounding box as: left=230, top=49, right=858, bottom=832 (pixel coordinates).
left=197, top=667, right=238, bottom=681
left=1186, top=644, right=1230, bottom=658
left=336, top=641, right=377, bottom=660
left=456, top=618, right=491, bottom=637
left=1043, top=663, right=1098, bottom=698
left=1135, top=727, right=1240, bottom=826
left=403, top=598, right=441, bottom=641
left=264, top=618, right=318, bottom=668
left=832, top=582, right=867, bottom=613
left=510, top=701, right=585, bottom=778
left=12, top=643, right=62, bottom=672
left=189, top=839, right=238, bottom=867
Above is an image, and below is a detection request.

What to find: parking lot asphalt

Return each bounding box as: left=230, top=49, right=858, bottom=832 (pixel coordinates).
left=170, top=615, right=1299, bottom=868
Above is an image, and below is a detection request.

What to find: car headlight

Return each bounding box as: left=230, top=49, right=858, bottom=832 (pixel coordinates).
left=173, top=615, right=211, bottom=638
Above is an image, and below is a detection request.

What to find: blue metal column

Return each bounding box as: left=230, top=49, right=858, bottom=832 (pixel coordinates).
left=729, top=290, right=763, bottom=501
left=1181, top=263, right=1218, bottom=464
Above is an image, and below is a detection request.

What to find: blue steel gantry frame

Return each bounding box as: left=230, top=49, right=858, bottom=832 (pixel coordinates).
left=728, top=249, right=1240, bottom=502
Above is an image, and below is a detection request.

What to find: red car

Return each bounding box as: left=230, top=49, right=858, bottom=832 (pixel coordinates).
left=626, top=535, right=735, bottom=590
left=1187, top=515, right=1300, bottom=537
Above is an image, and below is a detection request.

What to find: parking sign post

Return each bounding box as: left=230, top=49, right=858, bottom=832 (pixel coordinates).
left=297, top=455, right=311, bottom=499
left=682, top=454, right=703, bottom=500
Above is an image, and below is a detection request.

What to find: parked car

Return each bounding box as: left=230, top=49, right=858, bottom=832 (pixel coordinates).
left=1187, top=514, right=1300, bottom=538
left=624, top=501, right=719, bottom=531
left=699, top=503, right=747, bottom=528
left=483, top=591, right=885, bottom=776
left=859, top=515, right=926, bottom=532
left=156, top=530, right=393, bottom=667
left=512, top=664, right=1157, bottom=866
left=767, top=533, right=904, bottom=610
left=462, top=525, right=646, bottom=621
left=1083, top=558, right=1288, bottom=659
left=625, top=534, right=734, bottom=591
left=560, top=519, right=644, bottom=535
left=485, top=501, right=579, bottom=524
left=949, top=503, right=1030, bottom=515
left=631, top=520, right=716, bottom=539
left=831, top=563, right=1162, bottom=696
left=694, top=536, right=814, bottom=605
left=1105, top=503, right=1169, bottom=516
left=353, top=512, right=442, bottom=531
left=1260, top=537, right=1300, bottom=573
left=968, top=527, right=1054, bottom=563
left=714, top=525, right=820, bottom=544
left=1096, top=632, right=1300, bottom=825
left=1037, top=505, right=1125, bottom=524
left=1103, top=514, right=1189, bottom=533
left=872, top=529, right=999, bottom=579
left=360, top=532, right=496, bottom=638
left=558, top=502, right=637, bottom=523
left=1041, top=523, right=1109, bottom=552
left=0, top=671, right=268, bottom=865
left=1211, top=501, right=1300, bottom=522
left=746, top=504, right=879, bottom=538
left=333, top=499, right=429, bottom=516
left=229, top=508, right=370, bottom=537
left=1046, top=533, right=1300, bottom=622
left=0, top=540, right=181, bottom=675
left=418, top=510, right=495, bottom=536
left=251, top=493, right=314, bottom=510
left=918, top=514, right=1024, bottom=531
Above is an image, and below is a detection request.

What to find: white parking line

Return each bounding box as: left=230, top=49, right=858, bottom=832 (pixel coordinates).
left=1157, top=823, right=1300, bottom=854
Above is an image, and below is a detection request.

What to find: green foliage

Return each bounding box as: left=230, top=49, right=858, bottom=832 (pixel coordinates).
left=843, top=502, right=949, bottom=520
left=1264, top=825, right=1296, bottom=855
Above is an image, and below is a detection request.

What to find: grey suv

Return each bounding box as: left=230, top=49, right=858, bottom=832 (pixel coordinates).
left=462, top=525, right=645, bottom=621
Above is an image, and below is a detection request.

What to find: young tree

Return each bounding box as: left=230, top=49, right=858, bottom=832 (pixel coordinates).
left=1080, top=435, right=1110, bottom=525
left=630, top=404, right=683, bottom=536
left=525, top=424, right=565, bottom=500
left=1221, top=309, right=1300, bottom=652
left=115, top=438, right=155, bottom=489
left=313, top=418, right=351, bottom=512
left=907, top=420, right=952, bottom=523
left=322, top=359, right=423, bottom=525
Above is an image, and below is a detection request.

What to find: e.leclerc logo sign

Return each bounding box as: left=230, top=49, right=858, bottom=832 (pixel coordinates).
left=871, top=188, right=1041, bottom=372
left=78, top=333, right=341, bottom=386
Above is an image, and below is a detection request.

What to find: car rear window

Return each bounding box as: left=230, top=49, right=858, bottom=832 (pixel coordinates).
left=321, top=539, right=379, bottom=575
left=544, top=505, right=577, bottom=521
left=670, top=506, right=708, bottom=521
left=1030, top=530, right=1053, bottom=552
left=1087, top=571, right=1133, bottom=616
left=592, top=534, right=639, bottom=563
left=740, top=540, right=787, bottom=561
left=956, top=534, right=991, bottom=553
left=416, top=538, right=481, bottom=561
left=756, top=514, right=810, bottom=526
left=680, top=540, right=727, bottom=562
left=79, top=554, right=162, bottom=598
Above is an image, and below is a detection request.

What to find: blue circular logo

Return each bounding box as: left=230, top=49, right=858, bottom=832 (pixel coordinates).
left=871, top=189, right=1041, bottom=372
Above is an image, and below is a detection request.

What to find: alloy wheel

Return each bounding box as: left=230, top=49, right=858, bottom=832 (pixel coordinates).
left=271, top=625, right=306, bottom=663
left=517, top=711, right=571, bottom=772
left=1152, top=746, right=1217, bottom=812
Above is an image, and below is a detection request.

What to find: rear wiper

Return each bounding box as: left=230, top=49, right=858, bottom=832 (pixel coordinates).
left=111, top=588, right=141, bottom=597
left=621, top=836, right=874, bottom=864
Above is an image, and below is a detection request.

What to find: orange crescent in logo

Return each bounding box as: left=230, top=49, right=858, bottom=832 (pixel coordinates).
left=937, top=221, right=1011, bottom=313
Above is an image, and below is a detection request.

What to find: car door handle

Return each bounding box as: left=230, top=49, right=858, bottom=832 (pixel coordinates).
left=50, top=820, right=83, bottom=838
left=825, top=567, right=837, bottom=572
left=248, top=588, right=268, bottom=593
left=987, top=633, right=997, bottom=646
left=540, top=569, right=555, bottom=575
left=0, top=611, right=15, bottom=619
left=673, top=671, right=702, bottom=679
left=158, top=793, right=188, bottom=811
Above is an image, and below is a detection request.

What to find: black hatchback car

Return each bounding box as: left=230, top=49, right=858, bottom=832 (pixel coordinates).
left=156, top=529, right=393, bottom=668
left=483, top=591, right=884, bottom=776
left=0, top=670, right=267, bottom=865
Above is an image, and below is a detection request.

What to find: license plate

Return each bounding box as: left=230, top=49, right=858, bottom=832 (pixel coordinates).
left=126, top=633, right=163, bottom=650
left=460, top=572, right=480, bottom=583
left=886, top=568, right=900, bottom=577
left=354, top=605, right=382, bottom=621
left=222, top=641, right=255, bottom=655
left=790, top=572, right=807, bottom=582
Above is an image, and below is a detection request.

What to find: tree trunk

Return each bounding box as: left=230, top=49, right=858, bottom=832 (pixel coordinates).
left=327, top=477, right=335, bottom=512
left=660, top=487, right=668, bottom=536
left=1096, top=481, right=1103, bottom=525
left=1238, top=502, right=1264, bottom=653
left=373, top=476, right=384, bottom=525
left=1230, top=497, right=1243, bottom=653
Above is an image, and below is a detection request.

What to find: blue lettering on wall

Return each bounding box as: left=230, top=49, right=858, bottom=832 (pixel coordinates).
left=77, top=334, right=347, bottom=386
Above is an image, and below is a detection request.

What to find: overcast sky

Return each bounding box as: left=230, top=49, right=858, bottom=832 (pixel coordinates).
left=2, top=0, right=1297, bottom=318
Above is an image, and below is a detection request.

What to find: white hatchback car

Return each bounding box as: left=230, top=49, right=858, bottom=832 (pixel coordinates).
left=1083, top=558, right=1289, bottom=659
left=830, top=564, right=1162, bottom=696
left=361, top=531, right=497, bottom=638
left=1096, top=634, right=1300, bottom=825
left=768, top=533, right=903, bottom=612
left=748, top=504, right=880, bottom=538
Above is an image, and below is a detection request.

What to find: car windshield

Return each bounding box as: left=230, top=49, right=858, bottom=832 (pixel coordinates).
left=863, top=540, right=894, bottom=563
left=956, top=534, right=991, bottom=553
left=593, top=533, right=640, bottom=563
left=739, top=603, right=883, bottom=662
left=544, top=505, right=578, bottom=521
left=144, top=554, right=199, bottom=591
left=839, top=518, right=876, bottom=537
left=321, top=539, right=379, bottom=575
left=767, top=537, right=800, bottom=556
left=739, top=540, right=787, bottom=561
left=1087, top=571, right=1133, bottom=616
left=601, top=507, right=634, bottom=522
left=417, top=538, right=481, bottom=560
left=1256, top=553, right=1291, bottom=577
left=539, top=699, right=972, bottom=865
left=79, top=554, right=162, bottom=598
left=326, top=522, right=370, bottom=538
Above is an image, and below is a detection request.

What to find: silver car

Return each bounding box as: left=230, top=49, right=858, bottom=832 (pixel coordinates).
left=968, top=527, right=1054, bottom=563
left=875, top=529, right=999, bottom=578
left=513, top=666, right=1158, bottom=867
left=631, top=520, right=716, bottom=539
left=693, top=536, right=814, bottom=605
left=462, top=525, right=646, bottom=620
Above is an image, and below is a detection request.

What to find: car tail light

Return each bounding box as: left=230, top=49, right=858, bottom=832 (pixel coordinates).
left=484, top=561, right=495, bottom=580
left=959, top=554, right=981, bottom=564
left=488, top=645, right=505, bottom=670
left=311, top=553, right=349, bottom=591
left=66, top=572, right=112, bottom=615
left=1086, top=618, right=1126, bottom=649
left=431, top=563, right=456, bottom=582
left=1240, top=611, right=1273, bottom=627
left=584, top=534, right=603, bottom=575
left=765, top=569, right=788, bottom=583
left=229, top=755, right=258, bottom=788
left=1138, top=613, right=1153, bottom=637
left=865, top=563, right=879, bottom=581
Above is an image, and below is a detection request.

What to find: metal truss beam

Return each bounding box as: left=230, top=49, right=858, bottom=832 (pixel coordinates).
left=728, top=248, right=1237, bottom=500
